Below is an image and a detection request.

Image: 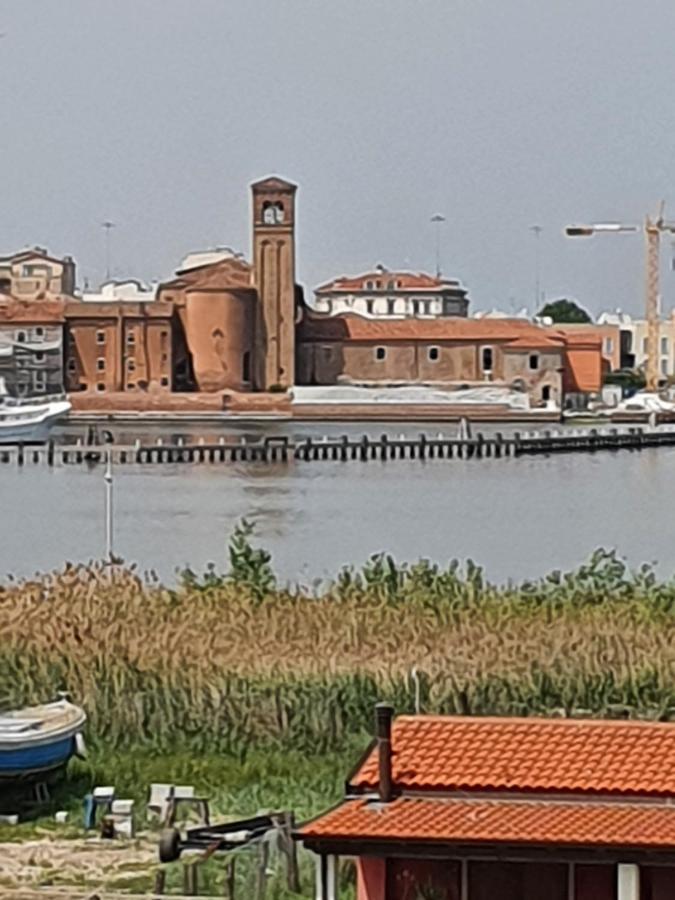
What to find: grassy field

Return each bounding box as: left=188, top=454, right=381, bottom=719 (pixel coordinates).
left=3, top=526, right=675, bottom=893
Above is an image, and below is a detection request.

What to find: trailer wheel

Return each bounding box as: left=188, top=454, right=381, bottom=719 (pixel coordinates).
left=159, top=827, right=181, bottom=863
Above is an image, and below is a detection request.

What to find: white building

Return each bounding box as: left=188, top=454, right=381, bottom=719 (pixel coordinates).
left=79, top=280, right=158, bottom=303
left=313, top=265, right=469, bottom=318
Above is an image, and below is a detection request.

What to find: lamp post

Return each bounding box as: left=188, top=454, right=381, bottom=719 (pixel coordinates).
left=565, top=211, right=675, bottom=391
left=104, top=447, right=114, bottom=560
left=430, top=214, right=446, bottom=278
left=529, top=225, right=543, bottom=311
left=101, top=221, right=116, bottom=282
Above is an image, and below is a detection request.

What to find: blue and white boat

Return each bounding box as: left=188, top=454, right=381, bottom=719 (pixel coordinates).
left=0, top=699, right=86, bottom=781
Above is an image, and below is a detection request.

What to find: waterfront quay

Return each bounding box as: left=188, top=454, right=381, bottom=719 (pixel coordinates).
left=1, top=423, right=672, bottom=467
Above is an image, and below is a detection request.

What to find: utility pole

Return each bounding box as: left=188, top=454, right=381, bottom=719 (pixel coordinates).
left=430, top=214, right=446, bottom=278
left=101, top=221, right=116, bottom=282
left=529, top=225, right=543, bottom=311
left=566, top=206, right=675, bottom=392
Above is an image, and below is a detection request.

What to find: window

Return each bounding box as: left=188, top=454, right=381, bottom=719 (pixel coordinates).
left=34, top=352, right=45, bottom=363
left=366, top=299, right=375, bottom=315
left=262, top=200, right=284, bottom=224
left=375, top=346, right=387, bottom=361
left=15, top=330, right=26, bottom=343
left=662, top=358, right=668, bottom=375
left=604, top=337, right=614, bottom=354
left=387, top=280, right=396, bottom=290
left=387, top=298, right=396, bottom=315
left=481, top=346, right=493, bottom=371
left=33, top=371, right=46, bottom=392
left=127, top=359, right=136, bottom=372
left=127, top=381, right=136, bottom=390
left=97, top=383, right=106, bottom=392
left=67, top=359, right=77, bottom=373
left=242, top=351, right=251, bottom=383
left=365, top=281, right=374, bottom=290
left=529, top=354, right=539, bottom=370
left=97, top=357, right=105, bottom=371
left=126, top=331, right=135, bottom=345
left=412, top=300, right=421, bottom=316
left=96, top=330, right=106, bottom=345
left=662, top=336, right=668, bottom=355
left=34, top=326, right=44, bottom=339
left=160, top=376, right=170, bottom=387
left=428, top=346, right=439, bottom=362
left=542, top=385, right=552, bottom=402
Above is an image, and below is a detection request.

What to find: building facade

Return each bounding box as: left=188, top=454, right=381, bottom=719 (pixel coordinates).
left=0, top=297, right=65, bottom=396
left=0, top=248, right=75, bottom=299
left=314, top=268, right=468, bottom=318
left=297, top=316, right=575, bottom=406
left=64, top=301, right=173, bottom=394
left=598, top=311, right=675, bottom=378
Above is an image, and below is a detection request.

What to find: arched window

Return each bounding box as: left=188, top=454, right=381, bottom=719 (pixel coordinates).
left=262, top=201, right=276, bottom=225
left=375, top=346, right=387, bottom=361
left=274, top=202, right=284, bottom=223
left=542, top=385, right=552, bottom=402
left=481, top=346, right=493, bottom=372
left=529, top=354, right=539, bottom=370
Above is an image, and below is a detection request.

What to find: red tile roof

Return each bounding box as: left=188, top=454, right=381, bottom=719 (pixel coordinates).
left=300, top=795, right=675, bottom=850
left=300, top=314, right=565, bottom=347
left=351, top=715, right=675, bottom=798
left=315, top=272, right=463, bottom=293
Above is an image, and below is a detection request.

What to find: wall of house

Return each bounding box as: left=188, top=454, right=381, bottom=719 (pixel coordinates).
left=183, top=289, right=253, bottom=391
left=0, top=322, right=63, bottom=396
left=355, top=858, right=675, bottom=900
left=297, top=340, right=563, bottom=404
left=66, top=319, right=121, bottom=392
left=502, top=349, right=563, bottom=403
left=314, top=294, right=468, bottom=318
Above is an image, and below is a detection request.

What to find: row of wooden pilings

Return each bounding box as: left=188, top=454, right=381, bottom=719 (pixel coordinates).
left=3, top=426, right=675, bottom=466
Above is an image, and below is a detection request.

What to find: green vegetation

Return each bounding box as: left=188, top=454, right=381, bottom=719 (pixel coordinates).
left=3, top=529, right=675, bottom=892
left=537, top=298, right=592, bottom=323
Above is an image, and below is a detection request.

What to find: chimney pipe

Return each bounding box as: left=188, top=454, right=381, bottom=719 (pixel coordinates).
left=375, top=702, right=394, bottom=803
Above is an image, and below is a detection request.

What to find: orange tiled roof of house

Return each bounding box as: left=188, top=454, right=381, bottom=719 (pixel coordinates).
left=299, top=795, right=675, bottom=849
left=300, top=314, right=566, bottom=347
left=350, top=715, right=675, bottom=798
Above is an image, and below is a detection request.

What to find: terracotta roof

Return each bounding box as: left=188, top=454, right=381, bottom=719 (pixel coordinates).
left=351, top=715, right=675, bottom=798
left=300, top=795, right=675, bottom=850
left=315, top=272, right=463, bottom=293
left=300, top=314, right=565, bottom=348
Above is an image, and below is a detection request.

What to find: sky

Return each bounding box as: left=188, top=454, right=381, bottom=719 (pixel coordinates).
left=4, top=0, right=675, bottom=316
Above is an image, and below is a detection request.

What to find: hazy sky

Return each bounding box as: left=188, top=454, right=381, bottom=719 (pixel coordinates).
left=4, top=0, right=675, bottom=316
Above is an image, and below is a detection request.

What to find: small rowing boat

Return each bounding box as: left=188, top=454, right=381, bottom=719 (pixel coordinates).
left=0, top=698, right=86, bottom=781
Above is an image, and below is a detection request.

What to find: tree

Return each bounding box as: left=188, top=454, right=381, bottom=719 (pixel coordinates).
left=537, top=298, right=592, bottom=324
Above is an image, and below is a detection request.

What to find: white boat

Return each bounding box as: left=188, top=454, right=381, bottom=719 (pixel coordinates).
left=0, top=698, right=86, bottom=781
left=0, top=394, right=71, bottom=444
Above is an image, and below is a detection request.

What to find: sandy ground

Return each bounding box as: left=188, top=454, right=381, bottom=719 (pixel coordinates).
left=0, top=836, right=158, bottom=895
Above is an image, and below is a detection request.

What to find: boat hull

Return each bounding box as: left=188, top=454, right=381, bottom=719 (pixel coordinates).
left=0, top=699, right=86, bottom=782
left=0, top=735, right=78, bottom=780
left=0, top=403, right=71, bottom=445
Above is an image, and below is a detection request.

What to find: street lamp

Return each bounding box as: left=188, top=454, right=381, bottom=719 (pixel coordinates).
left=565, top=209, right=675, bottom=391
left=430, top=214, right=445, bottom=278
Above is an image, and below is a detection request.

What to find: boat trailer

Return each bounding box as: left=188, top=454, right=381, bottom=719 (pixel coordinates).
left=159, top=812, right=282, bottom=863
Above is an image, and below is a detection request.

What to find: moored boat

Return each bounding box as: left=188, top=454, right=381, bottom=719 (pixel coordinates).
left=0, top=394, right=71, bottom=444
left=0, top=698, right=86, bottom=781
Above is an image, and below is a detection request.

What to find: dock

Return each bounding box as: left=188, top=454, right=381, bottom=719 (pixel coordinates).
left=4, top=425, right=675, bottom=466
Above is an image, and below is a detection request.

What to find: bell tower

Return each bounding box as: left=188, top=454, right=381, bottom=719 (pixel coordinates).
left=251, top=176, right=297, bottom=390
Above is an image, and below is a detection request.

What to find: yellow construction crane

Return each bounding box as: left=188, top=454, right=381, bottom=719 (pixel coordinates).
left=566, top=204, right=675, bottom=391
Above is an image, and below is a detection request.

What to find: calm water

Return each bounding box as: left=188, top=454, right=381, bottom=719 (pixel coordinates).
left=0, top=421, right=672, bottom=584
